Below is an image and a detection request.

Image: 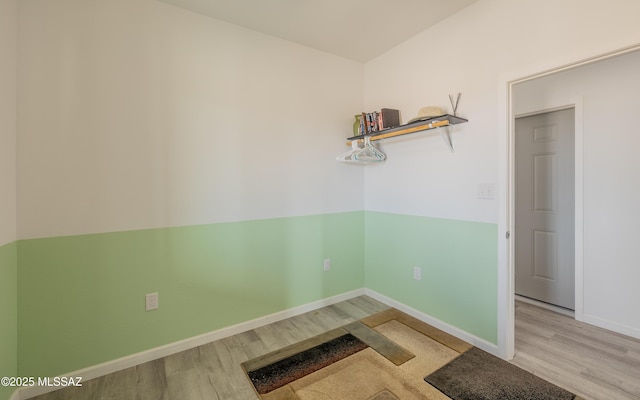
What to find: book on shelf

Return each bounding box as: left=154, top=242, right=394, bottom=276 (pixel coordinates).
left=356, top=108, right=400, bottom=136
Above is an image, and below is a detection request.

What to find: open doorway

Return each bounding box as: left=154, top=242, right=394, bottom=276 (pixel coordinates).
left=499, top=44, right=640, bottom=359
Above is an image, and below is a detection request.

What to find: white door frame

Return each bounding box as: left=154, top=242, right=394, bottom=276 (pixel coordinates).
left=497, top=43, right=640, bottom=359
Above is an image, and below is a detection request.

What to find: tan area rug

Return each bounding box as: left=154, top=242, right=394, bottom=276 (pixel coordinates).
left=246, top=309, right=472, bottom=400
left=244, top=308, right=579, bottom=400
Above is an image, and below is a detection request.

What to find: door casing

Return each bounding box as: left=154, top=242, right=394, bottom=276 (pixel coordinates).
left=499, top=43, right=640, bottom=361
left=501, top=96, right=585, bottom=361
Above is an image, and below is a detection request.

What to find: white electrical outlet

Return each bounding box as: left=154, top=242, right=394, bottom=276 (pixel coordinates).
left=413, top=266, right=422, bottom=281
left=145, top=292, right=159, bottom=311
left=323, top=258, right=331, bottom=271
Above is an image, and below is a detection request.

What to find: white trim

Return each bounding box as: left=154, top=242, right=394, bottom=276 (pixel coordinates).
left=364, top=289, right=499, bottom=356
left=515, top=295, right=574, bottom=318
left=507, top=97, right=584, bottom=353
left=498, top=42, right=640, bottom=360
left=505, top=43, right=640, bottom=88
left=15, top=289, right=365, bottom=400
left=582, top=314, right=640, bottom=341
left=514, top=104, right=575, bottom=119
left=15, top=287, right=501, bottom=399
left=497, top=76, right=514, bottom=359
left=573, top=99, right=585, bottom=323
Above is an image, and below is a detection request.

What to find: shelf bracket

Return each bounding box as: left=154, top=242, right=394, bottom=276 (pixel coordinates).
left=440, top=126, right=455, bottom=152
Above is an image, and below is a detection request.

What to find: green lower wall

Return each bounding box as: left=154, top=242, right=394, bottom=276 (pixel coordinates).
left=364, top=211, right=498, bottom=343
left=17, top=212, right=365, bottom=377
left=0, top=241, right=18, bottom=400
left=16, top=210, right=499, bottom=380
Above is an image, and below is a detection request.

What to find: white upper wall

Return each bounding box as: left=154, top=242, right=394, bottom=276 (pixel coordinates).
left=364, top=0, right=640, bottom=224
left=17, top=0, right=640, bottom=239
left=17, top=0, right=365, bottom=239
left=0, top=0, right=17, bottom=246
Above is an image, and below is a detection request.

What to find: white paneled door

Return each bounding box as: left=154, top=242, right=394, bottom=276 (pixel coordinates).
left=515, top=108, right=575, bottom=310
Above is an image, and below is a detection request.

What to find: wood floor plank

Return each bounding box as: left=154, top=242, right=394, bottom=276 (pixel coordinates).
left=515, top=313, right=559, bottom=339
left=360, top=308, right=402, bottom=328
left=343, top=321, right=415, bottom=366
left=512, top=300, right=640, bottom=400
left=582, top=365, right=640, bottom=399
left=135, top=359, right=168, bottom=400
left=511, top=349, right=615, bottom=400
left=328, top=299, right=373, bottom=321
left=100, top=367, right=138, bottom=400
left=241, top=327, right=348, bottom=372
left=261, top=385, right=299, bottom=400
left=35, top=376, right=105, bottom=400
left=549, top=332, right=640, bottom=376
left=164, top=347, right=201, bottom=377
left=27, top=297, right=387, bottom=400
left=29, top=296, right=640, bottom=400
left=517, top=318, right=640, bottom=385
left=356, top=296, right=392, bottom=314
left=252, top=323, right=295, bottom=352
left=518, top=302, right=640, bottom=351
left=166, top=369, right=217, bottom=400
left=395, top=312, right=473, bottom=354
left=628, top=348, right=640, bottom=363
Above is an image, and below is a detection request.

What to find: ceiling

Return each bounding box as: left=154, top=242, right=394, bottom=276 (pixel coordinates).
left=158, top=0, right=479, bottom=62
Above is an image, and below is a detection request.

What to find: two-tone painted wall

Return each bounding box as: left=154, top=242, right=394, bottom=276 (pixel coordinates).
left=18, top=212, right=366, bottom=377
left=0, top=0, right=18, bottom=399
left=7, top=0, right=640, bottom=394
left=9, top=0, right=499, bottom=385
left=0, top=243, right=17, bottom=400
left=15, top=0, right=366, bottom=380
left=364, top=0, right=640, bottom=355
left=365, top=212, right=498, bottom=342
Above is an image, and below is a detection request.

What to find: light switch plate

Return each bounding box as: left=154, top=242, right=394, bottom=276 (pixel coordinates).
left=477, top=183, right=495, bottom=200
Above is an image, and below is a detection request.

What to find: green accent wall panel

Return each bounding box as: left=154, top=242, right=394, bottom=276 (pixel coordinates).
left=364, top=212, right=498, bottom=343
left=17, top=212, right=365, bottom=377
left=0, top=241, right=17, bottom=400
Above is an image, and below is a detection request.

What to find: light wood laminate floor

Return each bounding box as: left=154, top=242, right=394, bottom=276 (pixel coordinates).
left=512, top=300, right=640, bottom=400
left=29, top=296, right=640, bottom=400
left=30, top=296, right=390, bottom=400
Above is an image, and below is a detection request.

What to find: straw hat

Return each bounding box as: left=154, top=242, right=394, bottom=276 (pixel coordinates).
left=408, top=106, right=444, bottom=124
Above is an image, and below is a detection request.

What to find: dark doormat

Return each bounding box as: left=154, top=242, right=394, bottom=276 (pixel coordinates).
left=247, top=333, right=367, bottom=394
left=424, top=347, right=576, bottom=400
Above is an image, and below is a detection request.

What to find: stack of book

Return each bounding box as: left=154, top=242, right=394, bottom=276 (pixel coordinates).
left=356, top=108, right=400, bottom=136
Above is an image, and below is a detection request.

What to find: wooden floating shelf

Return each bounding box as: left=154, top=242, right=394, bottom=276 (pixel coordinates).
left=346, top=114, right=468, bottom=152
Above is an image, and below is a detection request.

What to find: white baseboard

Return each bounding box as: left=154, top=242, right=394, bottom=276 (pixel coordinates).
left=365, top=289, right=499, bottom=356
left=582, top=313, right=640, bottom=341
left=15, top=288, right=366, bottom=400
left=514, top=295, right=575, bottom=318
left=15, top=287, right=501, bottom=399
